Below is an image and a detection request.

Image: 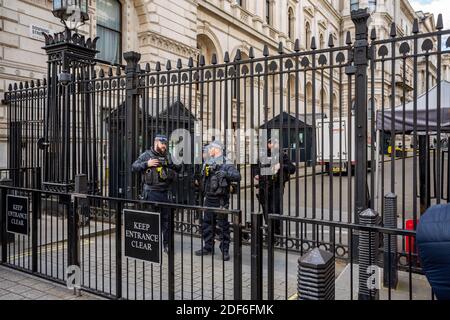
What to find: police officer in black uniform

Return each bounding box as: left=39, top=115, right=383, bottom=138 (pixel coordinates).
left=254, top=137, right=296, bottom=236
left=131, top=134, right=180, bottom=253
left=195, top=141, right=240, bottom=261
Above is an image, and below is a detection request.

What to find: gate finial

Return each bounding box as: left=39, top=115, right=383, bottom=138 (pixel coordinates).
left=436, top=14, right=444, bottom=30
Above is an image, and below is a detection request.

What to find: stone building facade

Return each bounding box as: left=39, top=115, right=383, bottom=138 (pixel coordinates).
left=0, top=0, right=448, bottom=167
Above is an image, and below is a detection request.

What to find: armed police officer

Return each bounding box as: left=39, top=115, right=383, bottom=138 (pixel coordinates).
left=254, top=137, right=296, bottom=237
left=195, top=141, right=240, bottom=261
left=132, top=134, right=180, bottom=253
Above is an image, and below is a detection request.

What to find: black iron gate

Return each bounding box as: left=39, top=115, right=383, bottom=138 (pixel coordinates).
left=2, top=8, right=450, bottom=300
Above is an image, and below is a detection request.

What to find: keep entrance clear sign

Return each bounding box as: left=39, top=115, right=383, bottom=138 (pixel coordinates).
left=124, top=209, right=161, bottom=264
left=7, top=195, right=29, bottom=236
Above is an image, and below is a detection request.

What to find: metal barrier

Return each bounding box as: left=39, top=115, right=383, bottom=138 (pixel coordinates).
left=0, top=185, right=242, bottom=300
left=265, top=213, right=431, bottom=300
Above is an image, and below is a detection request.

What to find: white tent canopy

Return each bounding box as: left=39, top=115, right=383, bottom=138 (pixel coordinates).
left=376, top=80, right=450, bottom=133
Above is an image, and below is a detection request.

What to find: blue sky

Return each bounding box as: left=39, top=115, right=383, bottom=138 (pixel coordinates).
left=410, top=0, right=450, bottom=28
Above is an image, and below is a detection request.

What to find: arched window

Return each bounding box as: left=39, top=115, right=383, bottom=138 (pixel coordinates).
left=305, top=22, right=311, bottom=49
left=288, top=7, right=295, bottom=40
left=97, top=0, right=122, bottom=64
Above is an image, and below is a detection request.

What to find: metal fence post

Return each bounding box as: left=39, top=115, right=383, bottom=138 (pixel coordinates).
left=123, top=51, right=141, bottom=200
left=233, top=211, right=242, bottom=300
left=0, top=179, right=14, bottom=258
left=251, top=212, right=263, bottom=300
left=358, top=208, right=380, bottom=300
left=168, top=208, right=175, bottom=300
left=115, top=201, right=123, bottom=299
left=31, top=190, right=39, bottom=272
left=383, top=193, right=398, bottom=289
left=351, top=8, right=370, bottom=260
left=267, top=216, right=275, bottom=300
left=0, top=184, right=8, bottom=263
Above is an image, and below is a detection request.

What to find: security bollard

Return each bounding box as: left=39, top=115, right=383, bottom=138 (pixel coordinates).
left=383, top=193, right=398, bottom=289
left=358, top=208, right=380, bottom=300
left=297, top=248, right=335, bottom=300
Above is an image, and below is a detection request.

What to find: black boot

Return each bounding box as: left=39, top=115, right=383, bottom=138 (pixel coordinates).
left=195, top=248, right=214, bottom=256
left=222, top=251, right=230, bottom=261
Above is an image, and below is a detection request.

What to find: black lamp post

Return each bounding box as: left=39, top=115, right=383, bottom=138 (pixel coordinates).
left=52, top=0, right=89, bottom=31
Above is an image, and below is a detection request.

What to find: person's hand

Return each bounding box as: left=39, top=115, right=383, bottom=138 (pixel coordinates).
left=273, top=163, right=281, bottom=172
left=147, top=159, right=160, bottom=168
left=254, top=175, right=260, bottom=181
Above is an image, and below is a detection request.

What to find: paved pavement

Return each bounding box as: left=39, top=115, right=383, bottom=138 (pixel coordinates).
left=0, top=266, right=100, bottom=300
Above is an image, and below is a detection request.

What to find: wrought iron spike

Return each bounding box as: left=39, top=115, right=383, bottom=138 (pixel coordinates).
left=224, top=51, right=230, bottom=63
left=108, top=66, right=113, bottom=76
left=99, top=69, right=105, bottom=78
left=294, top=39, right=300, bottom=52
left=235, top=49, right=242, bottom=61
left=278, top=42, right=284, bottom=54
left=146, top=63, right=151, bottom=72
left=177, top=59, right=183, bottom=69
left=310, top=36, right=317, bottom=50
left=413, top=19, right=419, bottom=34
left=199, top=55, right=205, bottom=66
left=156, top=62, right=161, bottom=71
left=249, top=47, right=255, bottom=59
left=166, top=60, right=172, bottom=70
left=437, top=14, right=444, bottom=30
left=390, top=23, right=397, bottom=37
left=211, top=54, right=217, bottom=65
left=263, top=45, right=269, bottom=57
left=346, top=31, right=352, bottom=45
left=328, top=34, right=334, bottom=48
left=371, top=28, right=377, bottom=41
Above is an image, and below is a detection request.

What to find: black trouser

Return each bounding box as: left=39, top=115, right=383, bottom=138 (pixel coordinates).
left=202, top=197, right=230, bottom=253
left=258, top=186, right=283, bottom=236
left=144, top=189, right=171, bottom=247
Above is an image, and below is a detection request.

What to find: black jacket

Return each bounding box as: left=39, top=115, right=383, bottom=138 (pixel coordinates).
left=253, top=152, right=296, bottom=190
left=202, top=157, right=241, bottom=201
left=132, top=148, right=181, bottom=192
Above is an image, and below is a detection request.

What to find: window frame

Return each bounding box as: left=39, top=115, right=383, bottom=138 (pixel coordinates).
left=288, top=7, right=295, bottom=40
left=96, top=0, right=123, bottom=66
left=265, top=0, right=272, bottom=26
